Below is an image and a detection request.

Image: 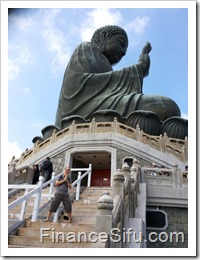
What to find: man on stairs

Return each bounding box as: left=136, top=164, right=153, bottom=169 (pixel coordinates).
left=43, top=165, right=72, bottom=223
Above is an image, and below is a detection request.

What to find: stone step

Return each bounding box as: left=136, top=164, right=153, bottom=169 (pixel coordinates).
left=70, top=207, right=97, bottom=212
left=25, top=220, right=95, bottom=230
left=72, top=203, right=97, bottom=208
left=8, top=186, right=112, bottom=248
left=17, top=226, right=96, bottom=237
left=68, top=211, right=97, bottom=217
left=83, top=189, right=112, bottom=194
left=74, top=199, right=98, bottom=205
left=9, top=214, right=96, bottom=224
left=78, top=195, right=103, bottom=199
left=8, top=245, right=34, bottom=248
left=8, top=235, right=94, bottom=248
left=84, top=187, right=112, bottom=190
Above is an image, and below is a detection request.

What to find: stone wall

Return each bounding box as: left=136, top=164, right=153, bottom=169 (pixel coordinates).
left=117, top=149, right=151, bottom=169
left=50, top=151, right=66, bottom=175
left=146, top=206, right=188, bottom=248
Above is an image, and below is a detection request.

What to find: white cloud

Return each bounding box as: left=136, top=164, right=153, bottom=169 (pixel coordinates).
left=10, top=14, right=33, bottom=31
left=125, top=16, right=150, bottom=35
left=8, top=45, right=31, bottom=81
left=80, top=10, right=150, bottom=48
left=80, top=8, right=122, bottom=41
left=8, top=59, right=20, bottom=80
left=8, top=141, right=23, bottom=163
left=43, top=28, right=70, bottom=73
left=41, top=9, right=70, bottom=74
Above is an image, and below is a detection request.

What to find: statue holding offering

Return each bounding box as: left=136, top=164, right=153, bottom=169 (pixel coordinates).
left=55, top=25, right=180, bottom=128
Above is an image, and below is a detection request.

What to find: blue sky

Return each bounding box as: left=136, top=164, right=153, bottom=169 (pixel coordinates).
left=4, top=2, right=196, bottom=163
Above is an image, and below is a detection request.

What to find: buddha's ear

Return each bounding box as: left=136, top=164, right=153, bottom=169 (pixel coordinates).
left=101, top=31, right=109, bottom=41
left=99, top=31, right=108, bottom=54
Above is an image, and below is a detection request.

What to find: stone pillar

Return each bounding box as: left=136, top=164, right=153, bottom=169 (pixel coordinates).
left=112, top=169, right=125, bottom=235
left=132, top=159, right=140, bottom=191
left=113, top=117, right=119, bottom=132
left=8, top=161, right=16, bottom=184
left=50, top=129, right=57, bottom=144
left=122, top=163, right=130, bottom=219
left=136, top=124, right=141, bottom=142
left=130, top=176, right=136, bottom=217
left=95, top=192, right=114, bottom=234
left=185, top=136, right=188, bottom=161
left=173, top=163, right=180, bottom=187
left=69, top=120, right=76, bottom=134
left=159, top=134, right=164, bottom=152
left=112, top=169, right=125, bottom=199
left=162, top=133, right=167, bottom=153
left=122, top=162, right=130, bottom=182
left=131, top=165, right=138, bottom=208
left=26, top=166, right=34, bottom=184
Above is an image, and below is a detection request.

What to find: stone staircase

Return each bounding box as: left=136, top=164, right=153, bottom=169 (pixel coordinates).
left=8, top=186, right=112, bottom=248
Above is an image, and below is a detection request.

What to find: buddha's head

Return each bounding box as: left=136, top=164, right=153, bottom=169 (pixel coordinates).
left=91, top=25, right=128, bottom=65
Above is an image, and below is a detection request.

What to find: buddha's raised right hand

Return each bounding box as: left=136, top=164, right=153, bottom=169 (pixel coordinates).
left=142, top=41, right=152, bottom=54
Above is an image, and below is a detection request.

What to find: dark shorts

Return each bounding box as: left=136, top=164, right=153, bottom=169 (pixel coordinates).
left=49, top=193, right=72, bottom=213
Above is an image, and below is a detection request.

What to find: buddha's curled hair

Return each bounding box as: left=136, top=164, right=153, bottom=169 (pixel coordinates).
left=91, top=25, right=128, bottom=47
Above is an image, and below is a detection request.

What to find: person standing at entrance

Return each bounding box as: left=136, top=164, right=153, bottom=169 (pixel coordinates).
left=40, top=157, right=53, bottom=183
left=43, top=165, right=72, bottom=223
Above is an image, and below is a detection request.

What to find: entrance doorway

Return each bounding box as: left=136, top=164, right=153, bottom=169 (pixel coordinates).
left=72, top=151, right=111, bottom=187
left=91, top=169, right=110, bottom=186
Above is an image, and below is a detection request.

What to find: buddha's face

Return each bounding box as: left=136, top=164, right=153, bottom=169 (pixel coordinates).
left=104, top=33, right=128, bottom=65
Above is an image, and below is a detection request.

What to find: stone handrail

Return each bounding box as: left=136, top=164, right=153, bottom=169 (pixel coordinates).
left=140, top=164, right=188, bottom=188
left=8, top=164, right=33, bottom=184
left=12, top=119, right=188, bottom=166
left=95, top=162, right=140, bottom=248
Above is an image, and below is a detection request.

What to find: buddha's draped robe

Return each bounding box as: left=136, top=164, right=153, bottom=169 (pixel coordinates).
left=55, top=42, right=144, bottom=128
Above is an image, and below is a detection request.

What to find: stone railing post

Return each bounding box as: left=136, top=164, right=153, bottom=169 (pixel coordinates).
left=135, top=124, right=141, bottom=142
left=172, top=163, right=180, bottom=187
left=133, top=158, right=139, bottom=171
left=131, top=165, right=138, bottom=207
left=162, top=133, right=168, bottom=153
left=50, top=129, right=57, bottom=144
left=26, top=166, right=34, bottom=184
left=132, top=159, right=140, bottom=192
left=95, top=192, right=114, bottom=234
left=159, top=134, right=164, bottom=152
left=69, top=120, right=76, bottom=135
left=90, top=118, right=96, bottom=133
left=8, top=161, right=17, bottom=184
left=112, top=169, right=125, bottom=234
left=130, top=176, right=136, bottom=218
left=112, top=169, right=125, bottom=200
left=122, top=162, right=130, bottom=182
left=113, top=117, right=119, bottom=132
left=33, top=140, right=40, bottom=155
left=122, top=163, right=131, bottom=219
left=185, top=136, right=188, bottom=161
